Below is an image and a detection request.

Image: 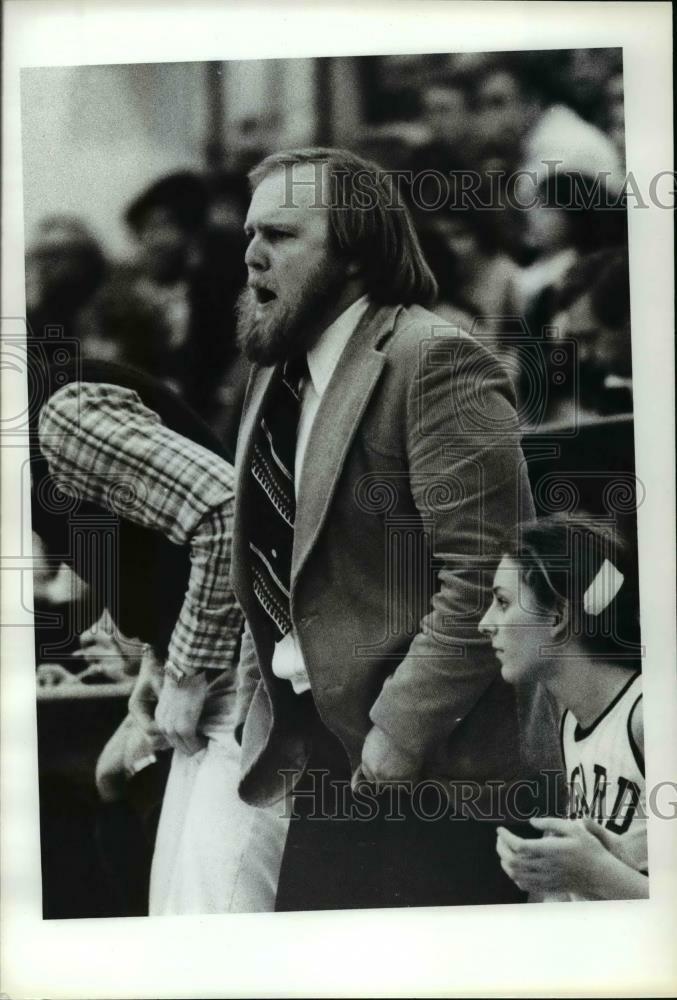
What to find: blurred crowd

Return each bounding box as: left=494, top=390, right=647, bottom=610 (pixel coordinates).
left=25, top=48, right=631, bottom=449
left=360, top=49, right=630, bottom=424
left=26, top=171, right=251, bottom=454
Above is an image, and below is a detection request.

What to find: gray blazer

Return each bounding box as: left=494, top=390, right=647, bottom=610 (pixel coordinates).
left=231, top=302, right=539, bottom=806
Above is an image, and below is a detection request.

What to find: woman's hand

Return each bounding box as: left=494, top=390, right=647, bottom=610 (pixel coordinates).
left=496, top=816, right=648, bottom=899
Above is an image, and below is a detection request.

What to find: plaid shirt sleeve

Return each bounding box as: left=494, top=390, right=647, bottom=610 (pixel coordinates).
left=38, top=382, right=242, bottom=675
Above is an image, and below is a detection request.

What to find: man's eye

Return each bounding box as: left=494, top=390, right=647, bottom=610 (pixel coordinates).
left=496, top=598, right=509, bottom=610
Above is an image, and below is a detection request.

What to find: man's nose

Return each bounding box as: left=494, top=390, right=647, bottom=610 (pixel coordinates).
left=244, top=233, right=267, bottom=271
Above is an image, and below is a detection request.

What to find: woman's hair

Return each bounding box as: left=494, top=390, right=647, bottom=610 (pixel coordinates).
left=248, top=146, right=438, bottom=307
left=502, top=513, right=641, bottom=664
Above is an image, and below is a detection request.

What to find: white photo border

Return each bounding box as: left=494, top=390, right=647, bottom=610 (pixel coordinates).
left=2, top=1, right=675, bottom=997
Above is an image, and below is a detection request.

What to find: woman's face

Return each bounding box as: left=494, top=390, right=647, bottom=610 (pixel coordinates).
left=478, top=556, right=557, bottom=684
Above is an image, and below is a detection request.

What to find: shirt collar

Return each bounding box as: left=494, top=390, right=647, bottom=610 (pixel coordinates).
left=305, top=294, right=370, bottom=398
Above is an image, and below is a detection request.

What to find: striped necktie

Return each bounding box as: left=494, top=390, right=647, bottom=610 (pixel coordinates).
left=249, top=356, right=308, bottom=637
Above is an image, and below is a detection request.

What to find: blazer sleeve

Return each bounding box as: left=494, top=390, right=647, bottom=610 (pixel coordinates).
left=233, top=620, right=262, bottom=744
left=368, top=334, right=534, bottom=762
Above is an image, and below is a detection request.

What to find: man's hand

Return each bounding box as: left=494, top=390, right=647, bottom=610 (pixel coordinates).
left=155, top=669, right=208, bottom=757
left=128, top=645, right=167, bottom=751
left=360, top=725, right=421, bottom=785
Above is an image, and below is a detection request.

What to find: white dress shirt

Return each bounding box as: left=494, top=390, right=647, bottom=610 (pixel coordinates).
left=271, top=293, right=370, bottom=693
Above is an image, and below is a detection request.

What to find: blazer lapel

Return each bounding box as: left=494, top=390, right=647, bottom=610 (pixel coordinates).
left=292, top=303, right=399, bottom=586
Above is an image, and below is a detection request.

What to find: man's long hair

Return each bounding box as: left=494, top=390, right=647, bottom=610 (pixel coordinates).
left=248, top=147, right=438, bottom=307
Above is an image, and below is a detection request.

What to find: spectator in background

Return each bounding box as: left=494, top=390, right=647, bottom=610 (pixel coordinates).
left=512, top=171, right=627, bottom=326
left=416, top=207, right=519, bottom=355
left=469, top=56, right=542, bottom=176
left=81, top=171, right=209, bottom=378
left=26, top=215, right=107, bottom=347
left=508, top=172, right=627, bottom=418
left=518, top=50, right=625, bottom=201
left=546, top=249, right=633, bottom=423
left=557, top=48, right=624, bottom=131
left=456, top=51, right=626, bottom=263
left=83, top=171, right=248, bottom=449
left=446, top=55, right=544, bottom=254
left=361, top=50, right=630, bottom=429
left=414, top=79, right=475, bottom=175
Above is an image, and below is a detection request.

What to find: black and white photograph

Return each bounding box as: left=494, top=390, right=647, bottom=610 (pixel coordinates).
left=1, top=2, right=675, bottom=998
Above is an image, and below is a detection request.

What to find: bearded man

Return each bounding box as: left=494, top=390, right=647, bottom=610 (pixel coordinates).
left=226, top=147, right=544, bottom=910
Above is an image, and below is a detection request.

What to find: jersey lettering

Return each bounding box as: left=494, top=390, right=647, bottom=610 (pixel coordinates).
left=568, top=764, right=608, bottom=821
left=606, top=775, right=641, bottom=834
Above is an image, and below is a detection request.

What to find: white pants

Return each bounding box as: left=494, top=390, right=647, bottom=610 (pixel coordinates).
left=149, top=677, right=289, bottom=915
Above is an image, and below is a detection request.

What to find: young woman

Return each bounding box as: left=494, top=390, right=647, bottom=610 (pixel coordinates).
left=479, top=515, right=647, bottom=901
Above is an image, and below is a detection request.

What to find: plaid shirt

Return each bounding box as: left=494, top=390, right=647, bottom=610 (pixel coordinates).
left=38, top=382, right=242, bottom=675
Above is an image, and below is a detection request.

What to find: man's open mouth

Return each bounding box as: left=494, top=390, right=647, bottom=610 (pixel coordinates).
left=252, top=286, right=276, bottom=305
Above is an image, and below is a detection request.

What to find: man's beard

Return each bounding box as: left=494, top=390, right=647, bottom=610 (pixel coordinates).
left=236, top=254, right=349, bottom=366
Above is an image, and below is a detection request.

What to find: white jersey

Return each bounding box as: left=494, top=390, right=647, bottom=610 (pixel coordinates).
left=561, top=671, right=646, bottom=899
